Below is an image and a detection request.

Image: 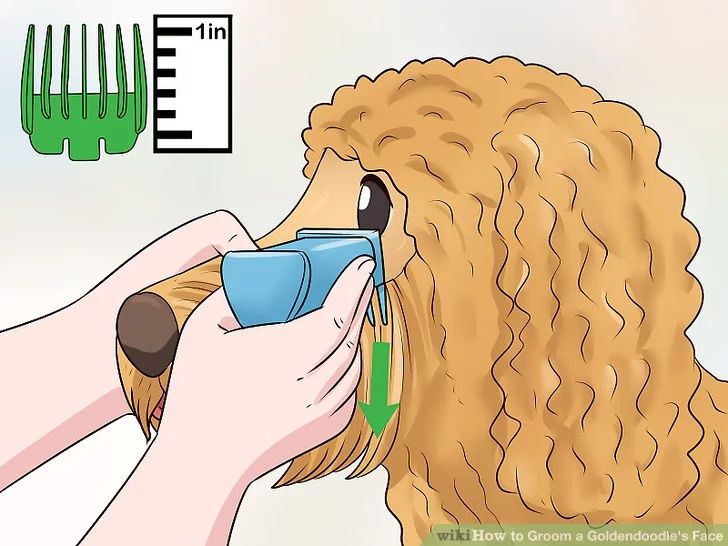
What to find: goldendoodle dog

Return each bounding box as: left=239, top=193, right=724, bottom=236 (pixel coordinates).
left=115, top=57, right=728, bottom=545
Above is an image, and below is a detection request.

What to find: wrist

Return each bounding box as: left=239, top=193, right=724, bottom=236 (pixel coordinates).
left=140, top=436, right=255, bottom=544
left=0, top=297, right=129, bottom=491
left=67, top=290, right=128, bottom=395
left=81, top=436, right=255, bottom=546
left=150, top=430, right=259, bottom=492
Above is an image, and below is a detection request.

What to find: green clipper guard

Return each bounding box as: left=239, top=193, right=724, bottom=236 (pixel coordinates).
left=21, top=23, right=147, bottom=161
left=221, top=228, right=387, bottom=328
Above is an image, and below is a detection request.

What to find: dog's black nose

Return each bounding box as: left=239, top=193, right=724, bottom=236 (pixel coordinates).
left=116, top=292, right=180, bottom=378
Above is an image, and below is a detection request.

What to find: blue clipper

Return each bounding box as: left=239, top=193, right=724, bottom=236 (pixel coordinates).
left=221, top=228, right=387, bottom=328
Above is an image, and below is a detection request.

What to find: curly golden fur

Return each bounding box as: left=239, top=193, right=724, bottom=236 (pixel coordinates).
left=117, top=57, right=728, bottom=545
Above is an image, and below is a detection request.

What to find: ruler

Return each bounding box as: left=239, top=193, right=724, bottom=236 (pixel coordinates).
left=152, top=14, right=232, bottom=153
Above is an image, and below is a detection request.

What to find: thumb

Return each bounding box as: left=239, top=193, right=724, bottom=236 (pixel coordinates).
left=100, top=210, right=256, bottom=298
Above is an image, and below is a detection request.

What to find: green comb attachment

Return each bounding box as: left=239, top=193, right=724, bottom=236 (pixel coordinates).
left=20, top=24, right=147, bottom=161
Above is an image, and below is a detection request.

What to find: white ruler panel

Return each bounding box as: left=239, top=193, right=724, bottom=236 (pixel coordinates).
left=153, top=15, right=232, bottom=153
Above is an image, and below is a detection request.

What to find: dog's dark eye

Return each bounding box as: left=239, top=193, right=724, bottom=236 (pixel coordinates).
left=357, top=174, right=392, bottom=233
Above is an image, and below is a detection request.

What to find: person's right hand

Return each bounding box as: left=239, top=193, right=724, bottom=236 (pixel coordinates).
left=153, top=255, right=375, bottom=485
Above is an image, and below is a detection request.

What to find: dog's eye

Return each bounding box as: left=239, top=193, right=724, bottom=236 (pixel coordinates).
left=357, top=174, right=392, bottom=233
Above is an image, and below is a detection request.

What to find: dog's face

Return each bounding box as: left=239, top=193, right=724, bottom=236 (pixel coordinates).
left=115, top=149, right=415, bottom=436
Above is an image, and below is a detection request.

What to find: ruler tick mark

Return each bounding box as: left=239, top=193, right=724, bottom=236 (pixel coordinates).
left=157, top=27, right=193, bottom=37
left=156, top=68, right=177, bottom=77
left=156, top=88, right=176, bottom=98
left=157, top=130, right=192, bottom=139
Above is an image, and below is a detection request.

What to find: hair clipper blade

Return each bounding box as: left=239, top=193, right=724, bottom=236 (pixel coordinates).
left=295, top=228, right=387, bottom=326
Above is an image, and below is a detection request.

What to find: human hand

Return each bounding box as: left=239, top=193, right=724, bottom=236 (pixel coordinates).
left=0, top=210, right=255, bottom=493
left=70, top=210, right=256, bottom=393
left=82, top=209, right=256, bottom=339
left=152, top=255, right=375, bottom=485
left=77, top=254, right=371, bottom=546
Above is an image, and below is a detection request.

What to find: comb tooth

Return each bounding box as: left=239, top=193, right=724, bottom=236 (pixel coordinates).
left=97, top=24, right=107, bottom=119
left=40, top=25, right=52, bottom=119
left=377, top=285, right=388, bottom=325
left=132, top=24, right=147, bottom=134
left=81, top=24, right=87, bottom=119
left=21, top=25, right=35, bottom=134
left=367, top=304, right=375, bottom=326
left=115, top=24, right=128, bottom=118
left=61, top=25, right=70, bottom=119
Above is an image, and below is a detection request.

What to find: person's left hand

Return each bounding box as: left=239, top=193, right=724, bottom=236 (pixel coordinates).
left=74, top=209, right=257, bottom=372
left=0, top=210, right=256, bottom=493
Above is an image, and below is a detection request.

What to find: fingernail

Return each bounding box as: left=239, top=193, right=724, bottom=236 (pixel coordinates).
left=358, top=258, right=375, bottom=275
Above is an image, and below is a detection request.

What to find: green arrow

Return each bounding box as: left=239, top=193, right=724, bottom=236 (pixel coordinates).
left=358, top=341, right=399, bottom=437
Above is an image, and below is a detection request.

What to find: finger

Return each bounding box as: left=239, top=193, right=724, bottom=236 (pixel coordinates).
left=291, top=256, right=375, bottom=362
left=316, top=346, right=362, bottom=413
left=101, top=210, right=256, bottom=295
left=305, top=277, right=370, bottom=397
left=326, top=392, right=358, bottom=434
left=182, top=287, right=239, bottom=336
left=308, top=395, right=357, bottom=449
left=308, top=274, right=372, bottom=373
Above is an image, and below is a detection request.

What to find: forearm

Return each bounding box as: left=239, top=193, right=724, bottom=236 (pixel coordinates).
left=0, top=297, right=130, bottom=492
left=80, top=437, right=254, bottom=546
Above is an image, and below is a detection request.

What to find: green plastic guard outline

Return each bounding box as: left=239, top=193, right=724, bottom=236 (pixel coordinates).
left=20, top=23, right=148, bottom=161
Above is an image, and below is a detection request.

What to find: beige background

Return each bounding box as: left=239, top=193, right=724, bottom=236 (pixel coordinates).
left=0, top=1, right=727, bottom=544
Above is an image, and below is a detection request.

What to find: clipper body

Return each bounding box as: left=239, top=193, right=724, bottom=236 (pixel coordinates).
left=221, top=229, right=387, bottom=328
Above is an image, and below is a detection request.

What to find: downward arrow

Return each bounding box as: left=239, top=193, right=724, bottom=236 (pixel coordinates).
left=358, top=341, right=399, bottom=437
